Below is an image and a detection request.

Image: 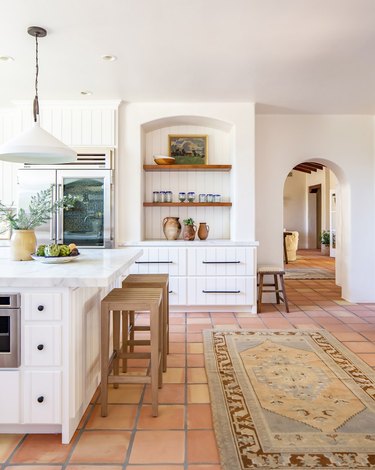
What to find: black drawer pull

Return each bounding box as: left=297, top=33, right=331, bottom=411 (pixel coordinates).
left=135, top=261, right=173, bottom=264
left=202, top=261, right=241, bottom=264
left=168, top=290, right=173, bottom=294
left=37, top=396, right=44, bottom=403
left=37, top=344, right=44, bottom=351
left=37, top=305, right=44, bottom=311
left=202, top=290, right=241, bottom=294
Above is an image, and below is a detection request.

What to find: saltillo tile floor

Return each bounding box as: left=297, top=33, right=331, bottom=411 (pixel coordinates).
left=1, top=280, right=375, bottom=469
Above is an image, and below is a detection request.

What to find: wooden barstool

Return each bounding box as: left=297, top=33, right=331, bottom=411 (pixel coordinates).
left=100, top=287, right=163, bottom=417
left=257, top=266, right=289, bottom=313
left=122, top=274, right=169, bottom=372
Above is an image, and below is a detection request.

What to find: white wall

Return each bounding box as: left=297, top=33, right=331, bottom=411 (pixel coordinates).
left=117, top=102, right=255, bottom=243
left=283, top=171, right=307, bottom=248
left=256, top=114, right=375, bottom=302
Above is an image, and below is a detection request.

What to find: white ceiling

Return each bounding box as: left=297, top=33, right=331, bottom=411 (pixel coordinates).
left=1, top=0, right=375, bottom=113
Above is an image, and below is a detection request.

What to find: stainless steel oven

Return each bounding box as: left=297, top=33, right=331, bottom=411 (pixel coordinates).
left=0, top=294, right=21, bottom=368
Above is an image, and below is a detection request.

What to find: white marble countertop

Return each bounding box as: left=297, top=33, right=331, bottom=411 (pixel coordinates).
left=120, top=239, right=259, bottom=247
left=0, top=248, right=142, bottom=288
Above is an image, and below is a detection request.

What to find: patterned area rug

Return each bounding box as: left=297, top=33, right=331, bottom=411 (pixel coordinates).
left=203, top=329, right=375, bottom=469
left=284, top=268, right=335, bottom=280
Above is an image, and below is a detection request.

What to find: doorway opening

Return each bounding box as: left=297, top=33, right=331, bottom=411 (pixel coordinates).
left=283, top=161, right=337, bottom=280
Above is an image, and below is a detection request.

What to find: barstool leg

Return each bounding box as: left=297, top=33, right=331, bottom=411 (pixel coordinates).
left=161, top=295, right=167, bottom=372
left=165, top=283, right=170, bottom=354
left=122, top=311, right=129, bottom=373
left=274, top=275, right=280, bottom=304
left=129, top=311, right=135, bottom=354
left=150, top=304, right=159, bottom=417
left=101, top=304, right=110, bottom=417
left=279, top=274, right=290, bottom=313
left=113, top=310, right=120, bottom=389
left=258, top=273, right=264, bottom=313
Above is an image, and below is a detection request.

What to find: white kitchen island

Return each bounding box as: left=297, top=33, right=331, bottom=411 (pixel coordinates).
left=0, top=248, right=142, bottom=443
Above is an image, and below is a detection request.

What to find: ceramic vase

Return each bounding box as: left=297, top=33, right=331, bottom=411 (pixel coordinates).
left=197, top=222, right=210, bottom=240
left=183, top=224, right=197, bottom=241
left=163, top=217, right=181, bottom=240
left=10, top=229, right=37, bottom=261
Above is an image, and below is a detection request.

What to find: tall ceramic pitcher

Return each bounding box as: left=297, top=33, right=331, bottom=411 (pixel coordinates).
left=163, top=217, right=181, bottom=240
left=197, top=222, right=210, bottom=240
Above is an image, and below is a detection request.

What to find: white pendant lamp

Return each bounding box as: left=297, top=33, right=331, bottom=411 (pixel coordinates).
left=0, top=26, right=77, bottom=164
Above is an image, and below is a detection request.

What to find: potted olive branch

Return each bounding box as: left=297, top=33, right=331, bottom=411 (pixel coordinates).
left=320, top=230, right=330, bottom=256
left=0, top=186, right=80, bottom=261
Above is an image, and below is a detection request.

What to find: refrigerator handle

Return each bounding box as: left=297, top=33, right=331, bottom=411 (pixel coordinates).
left=56, top=184, right=63, bottom=242
left=50, top=184, right=57, bottom=243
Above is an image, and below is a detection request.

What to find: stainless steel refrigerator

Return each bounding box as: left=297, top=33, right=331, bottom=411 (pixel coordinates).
left=17, top=152, right=114, bottom=248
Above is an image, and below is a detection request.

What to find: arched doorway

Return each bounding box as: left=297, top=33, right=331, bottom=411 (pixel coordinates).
left=282, top=160, right=339, bottom=282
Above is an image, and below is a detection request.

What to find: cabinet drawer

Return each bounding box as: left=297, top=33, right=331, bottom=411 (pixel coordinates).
left=188, top=247, right=256, bottom=276
left=24, top=293, right=62, bottom=321
left=130, top=248, right=186, bottom=276
left=24, top=325, right=62, bottom=367
left=188, top=276, right=256, bottom=306
left=23, top=371, right=61, bottom=424
left=169, top=277, right=187, bottom=305
left=0, top=371, right=20, bottom=423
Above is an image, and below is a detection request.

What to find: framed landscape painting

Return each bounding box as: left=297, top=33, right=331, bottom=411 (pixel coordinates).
left=168, top=134, right=208, bottom=164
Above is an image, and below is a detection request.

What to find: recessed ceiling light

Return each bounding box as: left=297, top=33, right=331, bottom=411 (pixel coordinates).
left=101, top=54, right=117, bottom=62
left=80, top=90, right=93, bottom=96
left=0, top=56, right=15, bottom=62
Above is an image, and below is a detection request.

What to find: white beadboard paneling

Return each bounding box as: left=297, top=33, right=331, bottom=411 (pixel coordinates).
left=188, top=276, right=255, bottom=305
left=169, top=277, right=187, bottom=305
left=0, top=372, right=20, bottom=423
left=130, top=247, right=187, bottom=276
left=188, top=247, right=256, bottom=276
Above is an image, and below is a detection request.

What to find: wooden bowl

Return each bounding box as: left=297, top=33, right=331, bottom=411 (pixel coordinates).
left=154, top=156, right=176, bottom=165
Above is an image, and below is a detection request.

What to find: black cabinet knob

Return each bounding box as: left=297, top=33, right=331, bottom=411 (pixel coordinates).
left=37, top=344, right=44, bottom=351
left=37, top=305, right=44, bottom=311
left=37, top=396, right=44, bottom=403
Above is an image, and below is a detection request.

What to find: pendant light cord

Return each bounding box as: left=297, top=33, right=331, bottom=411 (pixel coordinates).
left=33, top=33, right=40, bottom=123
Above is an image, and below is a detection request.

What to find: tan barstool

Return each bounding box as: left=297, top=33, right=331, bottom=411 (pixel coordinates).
left=257, top=266, right=289, bottom=313
left=100, top=287, right=163, bottom=417
left=122, top=274, right=169, bottom=372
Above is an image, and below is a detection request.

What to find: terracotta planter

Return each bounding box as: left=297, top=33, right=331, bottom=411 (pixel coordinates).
left=10, top=230, right=37, bottom=261
left=183, top=224, right=196, bottom=241
left=163, top=217, right=181, bottom=240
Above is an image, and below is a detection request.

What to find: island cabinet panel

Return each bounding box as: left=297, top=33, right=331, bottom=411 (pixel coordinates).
left=0, top=371, right=20, bottom=423
left=24, top=325, right=62, bottom=367
left=23, top=371, right=61, bottom=424
left=169, top=277, right=187, bottom=305
left=23, top=293, right=62, bottom=321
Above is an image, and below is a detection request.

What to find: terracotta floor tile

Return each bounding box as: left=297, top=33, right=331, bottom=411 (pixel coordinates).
left=0, top=434, right=24, bottom=463
left=127, top=467, right=183, bottom=470
left=187, top=367, right=208, bottom=383
left=170, top=333, right=186, bottom=342
left=85, top=404, right=137, bottom=429
left=11, top=434, right=75, bottom=464
left=105, top=383, right=144, bottom=404
left=187, top=430, right=220, bottom=463
left=144, top=384, right=185, bottom=404
left=77, top=404, right=94, bottom=429
left=342, top=342, right=375, bottom=353
left=357, top=354, right=375, bottom=366
left=69, top=431, right=131, bottom=464
left=67, top=467, right=121, bottom=470
left=332, top=332, right=366, bottom=342
left=187, top=404, right=213, bottom=429
left=187, top=318, right=212, bottom=325
left=170, top=325, right=186, bottom=333
left=187, top=354, right=205, bottom=367
left=163, top=367, right=185, bottom=383
left=187, top=333, right=203, bottom=342
left=137, top=405, right=185, bottom=429
left=169, top=342, right=186, bottom=353
left=187, top=343, right=204, bottom=354
left=187, top=466, right=222, bottom=470
left=129, top=430, right=185, bottom=464
left=188, top=384, right=210, bottom=403
left=168, top=353, right=186, bottom=367
left=5, top=467, right=62, bottom=470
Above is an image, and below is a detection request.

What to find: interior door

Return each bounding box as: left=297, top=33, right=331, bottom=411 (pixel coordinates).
left=17, top=170, right=57, bottom=244
left=56, top=170, right=112, bottom=247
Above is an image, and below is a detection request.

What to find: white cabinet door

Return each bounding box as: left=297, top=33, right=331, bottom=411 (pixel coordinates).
left=24, top=325, right=62, bottom=367
left=188, top=247, right=256, bottom=276
left=169, top=277, right=187, bottom=305
left=0, top=371, right=20, bottom=423
left=130, top=248, right=187, bottom=276
left=23, top=293, right=62, bottom=321
left=23, top=371, right=61, bottom=424
left=188, top=276, right=255, bottom=306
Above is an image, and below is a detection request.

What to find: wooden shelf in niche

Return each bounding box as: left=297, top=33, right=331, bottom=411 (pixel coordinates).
left=143, top=202, right=232, bottom=207
left=143, top=164, right=232, bottom=172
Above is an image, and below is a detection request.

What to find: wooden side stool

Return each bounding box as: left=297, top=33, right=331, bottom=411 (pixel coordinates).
left=101, top=287, right=163, bottom=417
left=257, top=266, right=289, bottom=313
left=122, top=274, right=169, bottom=372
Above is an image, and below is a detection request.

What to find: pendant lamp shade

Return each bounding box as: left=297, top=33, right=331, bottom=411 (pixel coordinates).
left=0, top=122, right=77, bottom=164
left=0, top=26, right=77, bottom=165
